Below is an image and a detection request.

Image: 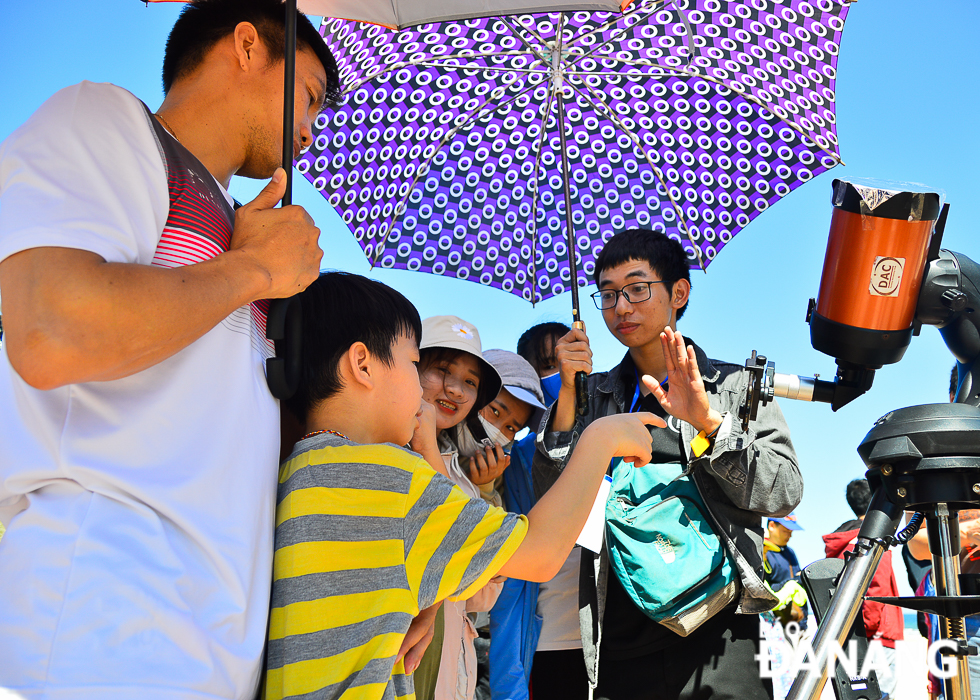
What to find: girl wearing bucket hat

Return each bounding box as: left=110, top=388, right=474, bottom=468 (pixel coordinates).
left=409, top=315, right=507, bottom=700
left=414, top=315, right=504, bottom=475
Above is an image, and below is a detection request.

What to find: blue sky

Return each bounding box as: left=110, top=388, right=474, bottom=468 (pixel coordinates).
left=2, top=0, right=979, bottom=592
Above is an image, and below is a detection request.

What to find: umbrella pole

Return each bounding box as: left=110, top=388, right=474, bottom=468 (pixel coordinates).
left=265, top=0, right=302, bottom=401
left=282, top=0, right=296, bottom=206
left=556, top=93, right=589, bottom=417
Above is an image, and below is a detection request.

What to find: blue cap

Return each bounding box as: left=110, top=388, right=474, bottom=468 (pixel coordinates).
left=769, top=512, right=803, bottom=531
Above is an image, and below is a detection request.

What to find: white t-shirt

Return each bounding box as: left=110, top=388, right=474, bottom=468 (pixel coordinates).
left=536, top=547, right=584, bottom=651
left=0, top=82, right=279, bottom=700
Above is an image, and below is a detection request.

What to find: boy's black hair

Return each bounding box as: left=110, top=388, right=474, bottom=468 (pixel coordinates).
left=592, top=228, right=692, bottom=321
left=162, top=0, right=341, bottom=101
left=951, top=364, right=959, bottom=401
left=846, top=478, right=872, bottom=518
left=419, top=347, right=497, bottom=443
left=517, top=322, right=570, bottom=376
left=284, top=272, right=422, bottom=422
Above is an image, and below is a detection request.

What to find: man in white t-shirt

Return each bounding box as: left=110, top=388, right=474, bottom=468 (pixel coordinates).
left=0, top=1, right=339, bottom=698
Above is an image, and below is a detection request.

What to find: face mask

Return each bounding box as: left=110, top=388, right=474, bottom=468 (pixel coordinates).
left=478, top=414, right=513, bottom=452
left=540, top=372, right=561, bottom=406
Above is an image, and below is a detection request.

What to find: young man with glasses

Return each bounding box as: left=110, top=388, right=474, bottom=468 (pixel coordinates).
left=532, top=228, right=803, bottom=700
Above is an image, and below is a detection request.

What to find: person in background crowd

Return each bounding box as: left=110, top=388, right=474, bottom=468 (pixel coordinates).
left=823, top=480, right=904, bottom=698
left=0, top=1, right=336, bottom=697
left=764, top=513, right=809, bottom=630
left=760, top=512, right=809, bottom=700
left=410, top=315, right=505, bottom=700
left=517, top=321, right=570, bottom=379
left=534, top=228, right=802, bottom=700
left=489, top=322, right=594, bottom=700
left=469, top=348, right=547, bottom=700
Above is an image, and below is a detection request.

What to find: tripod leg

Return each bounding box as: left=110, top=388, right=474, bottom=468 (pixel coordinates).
left=929, top=504, right=972, bottom=700
left=787, top=487, right=902, bottom=700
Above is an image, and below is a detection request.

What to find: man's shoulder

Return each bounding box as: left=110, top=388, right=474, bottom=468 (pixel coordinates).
left=67, top=81, right=139, bottom=100
left=39, top=82, right=144, bottom=124
left=3, top=82, right=153, bottom=163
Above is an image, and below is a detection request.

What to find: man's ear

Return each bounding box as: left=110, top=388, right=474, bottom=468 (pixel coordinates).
left=233, top=22, right=260, bottom=70
left=670, top=278, right=691, bottom=311
left=345, top=341, right=375, bottom=390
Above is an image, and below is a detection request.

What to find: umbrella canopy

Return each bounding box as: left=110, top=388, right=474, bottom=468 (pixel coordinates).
left=146, top=0, right=635, bottom=30
left=305, top=0, right=634, bottom=29
left=300, top=0, right=850, bottom=304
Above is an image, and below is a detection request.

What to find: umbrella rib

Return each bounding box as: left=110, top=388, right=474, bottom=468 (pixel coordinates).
left=573, top=80, right=706, bottom=270
left=501, top=15, right=552, bottom=55
left=564, top=0, right=657, bottom=52
left=411, top=62, right=546, bottom=74
left=496, top=16, right=562, bottom=304
left=565, top=0, right=672, bottom=65
left=370, top=82, right=540, bottom=267
left=523, top=79, right=560, bottom=306
left=570, top=58, right=842, bottom=165
left=677, top=5, right=698, bottom=66
left=566, top=69, right=669, bottom=77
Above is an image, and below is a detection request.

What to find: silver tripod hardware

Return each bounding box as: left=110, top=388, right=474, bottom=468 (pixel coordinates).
left=787, top=404, right=980, bottom=700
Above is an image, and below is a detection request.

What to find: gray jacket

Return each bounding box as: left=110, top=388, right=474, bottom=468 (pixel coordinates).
left=532, top=341, right=803, bottom=687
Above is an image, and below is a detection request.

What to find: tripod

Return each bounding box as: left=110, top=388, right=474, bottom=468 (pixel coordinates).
left=787, top=403, right=980, bottom=700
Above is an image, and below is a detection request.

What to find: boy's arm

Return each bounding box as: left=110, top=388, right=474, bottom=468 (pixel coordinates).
left=496, top=413, right=663, bottom=583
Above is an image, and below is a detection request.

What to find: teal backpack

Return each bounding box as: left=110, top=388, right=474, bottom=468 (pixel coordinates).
left=605, top=458, right=738, bottom=636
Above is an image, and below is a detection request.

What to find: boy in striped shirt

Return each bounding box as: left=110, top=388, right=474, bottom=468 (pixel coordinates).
left=264, top=272, right=662, bottom=700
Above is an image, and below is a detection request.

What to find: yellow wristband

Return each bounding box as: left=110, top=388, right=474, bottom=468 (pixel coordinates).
left=690, top=424, right=720, bottom=458
left=690, top=431, right=712, bottom=458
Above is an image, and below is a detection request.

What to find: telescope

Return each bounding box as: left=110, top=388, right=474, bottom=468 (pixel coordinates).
left=739, top=178, right=980, bottom=700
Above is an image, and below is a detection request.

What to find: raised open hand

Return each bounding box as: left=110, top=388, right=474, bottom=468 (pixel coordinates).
left=644, top=327, right=722, bottom=436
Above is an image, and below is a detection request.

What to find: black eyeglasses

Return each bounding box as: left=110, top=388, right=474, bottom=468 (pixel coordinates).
left=590, top=280, right=672, bottom=310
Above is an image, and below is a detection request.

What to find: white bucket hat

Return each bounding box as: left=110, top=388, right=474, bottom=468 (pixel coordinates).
left=420, top=316, right=502, bottom=409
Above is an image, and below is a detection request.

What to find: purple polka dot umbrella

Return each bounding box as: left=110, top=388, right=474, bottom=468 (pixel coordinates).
left=301, top=0, right=851, bottom=314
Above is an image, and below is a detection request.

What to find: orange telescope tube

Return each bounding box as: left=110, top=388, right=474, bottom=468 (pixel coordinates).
left=809, top=180, right=942, bottom=369
left=816, top=209, right=933, bottom=332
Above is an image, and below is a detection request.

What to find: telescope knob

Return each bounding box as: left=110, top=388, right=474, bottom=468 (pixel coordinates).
left=941, top=289, right=969, bottom=312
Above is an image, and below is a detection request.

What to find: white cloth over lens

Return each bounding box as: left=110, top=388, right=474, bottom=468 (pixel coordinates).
left=0, top=82, right=279, bottom=700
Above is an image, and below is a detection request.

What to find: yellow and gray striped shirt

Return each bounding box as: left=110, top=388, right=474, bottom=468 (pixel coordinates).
left=264, top=435, right=528, bottom=700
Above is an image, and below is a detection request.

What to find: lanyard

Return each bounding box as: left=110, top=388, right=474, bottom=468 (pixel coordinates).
left=629, top=366, right=668, bottom=413
left=613, top=368, right=670, bottom=475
